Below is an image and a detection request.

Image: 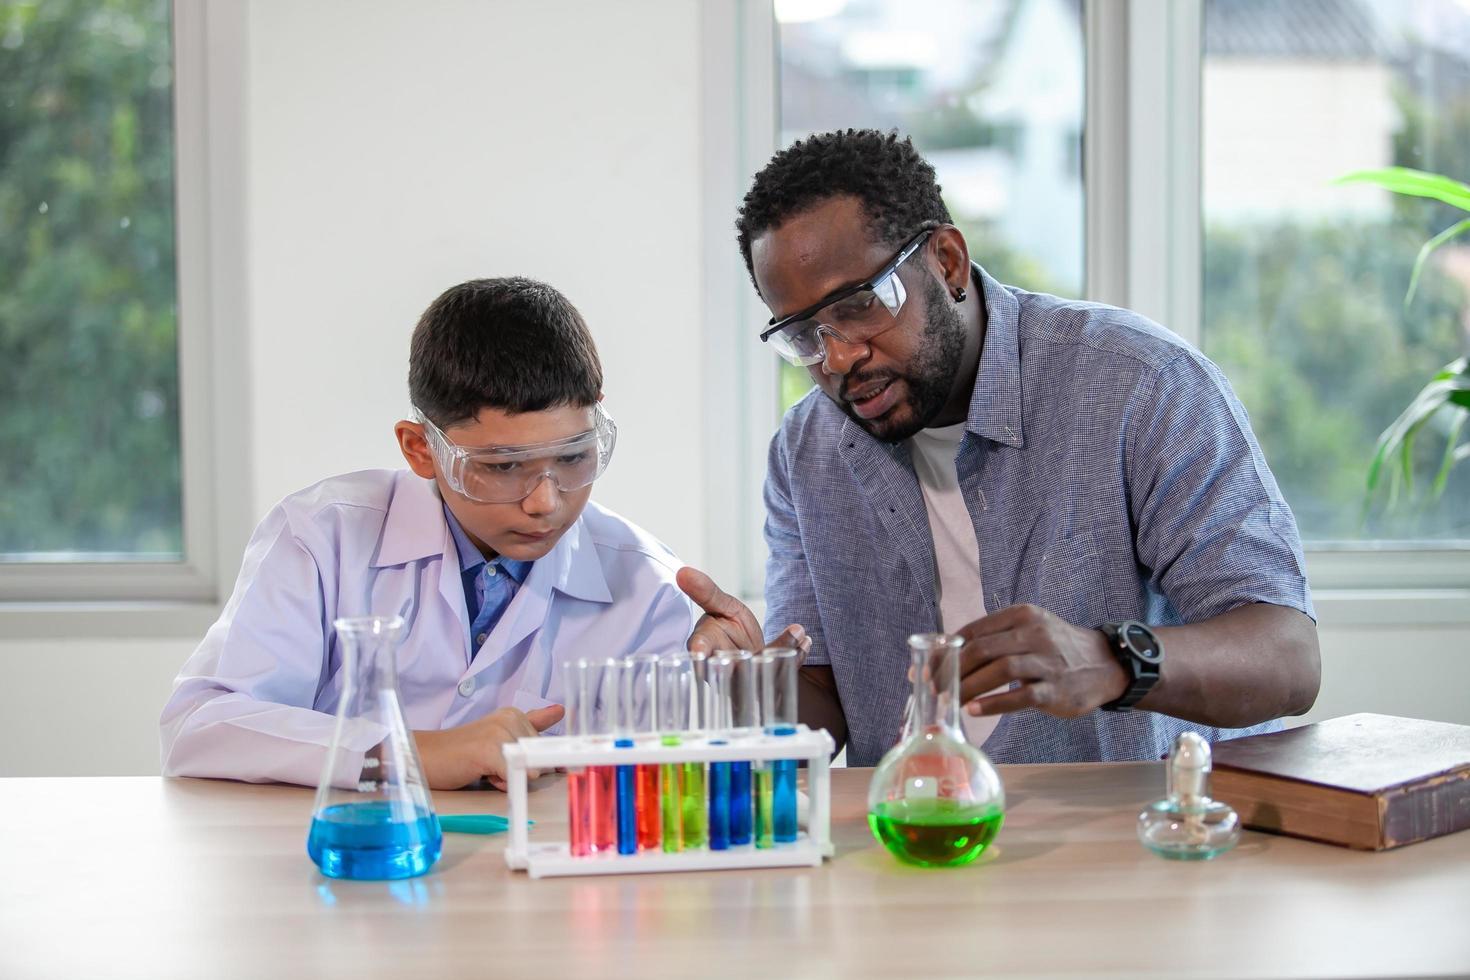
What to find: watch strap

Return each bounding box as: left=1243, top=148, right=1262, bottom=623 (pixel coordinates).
left=1099, top=621, right=1161, bottom=713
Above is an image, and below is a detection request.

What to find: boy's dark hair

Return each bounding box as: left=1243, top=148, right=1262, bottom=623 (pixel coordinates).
left=735, top=129, right=952, bottom=285
left=408, top=277, right=602, bottom=427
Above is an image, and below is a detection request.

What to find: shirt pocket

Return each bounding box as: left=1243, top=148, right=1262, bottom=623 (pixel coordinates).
left=1033, top=529, right=1112, bottom=628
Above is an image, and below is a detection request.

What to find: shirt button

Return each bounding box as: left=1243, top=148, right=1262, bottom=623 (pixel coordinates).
left=486, top=564, right=498, bottom=577
left=475, top=632, right=488, bottom=646
left=458, top=678, right=475, bottom=697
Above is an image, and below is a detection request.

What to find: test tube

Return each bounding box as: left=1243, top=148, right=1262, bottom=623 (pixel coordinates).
left=656, top=654, right=691, bottom=853
left=706, top=654, right=735, bottom=851
left=762, top=647, right=800, bottom=844
left=682, top=651, right=710, bottom=849
left=619, top=654, right=662, bottom=853
left=611, top=659, right=638, bottom=855
left=587, top=658, right=620, bottom=854
left=562, top=658, right=593, bottom=857
left=728, top=650, right=757, bottom=846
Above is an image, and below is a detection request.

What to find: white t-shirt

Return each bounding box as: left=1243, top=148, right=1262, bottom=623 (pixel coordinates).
left=908, top=422, right=1001, bottom=747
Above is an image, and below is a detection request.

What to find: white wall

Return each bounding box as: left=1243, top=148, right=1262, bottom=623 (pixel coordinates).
left=0, top=640, right=193, bottom=777
left=0, top=2, right=1466, bottom=778
left=1296, top=624, right=1470, bottom=729
left=245, top=0, right=706, bottom=562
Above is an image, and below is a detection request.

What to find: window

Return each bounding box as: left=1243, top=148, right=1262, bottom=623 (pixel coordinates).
left=0, top=0, right=182, bottom=560
left=0, top=0, right=242, bottom=618
left=731, top=0, right=1468, bottom=604
left=1201, top=0, right=1470, bottom=546
left=774, top=0, right=1085, bottom=410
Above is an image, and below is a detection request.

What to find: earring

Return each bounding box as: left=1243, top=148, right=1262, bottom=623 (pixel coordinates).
left=953, top=286, right=967, bottom=303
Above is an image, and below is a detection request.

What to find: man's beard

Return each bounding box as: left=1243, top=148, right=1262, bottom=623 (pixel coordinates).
left=837, top=274, right=969, bottom=443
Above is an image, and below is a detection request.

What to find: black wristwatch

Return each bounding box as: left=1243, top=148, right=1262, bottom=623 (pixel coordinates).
left=1098, top=620, right=1164, bottom=712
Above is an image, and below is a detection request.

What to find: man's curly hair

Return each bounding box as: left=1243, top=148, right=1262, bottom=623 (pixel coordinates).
left=735, top=129, right=951, bottom=286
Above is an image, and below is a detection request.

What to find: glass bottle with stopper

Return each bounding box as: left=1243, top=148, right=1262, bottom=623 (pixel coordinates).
left=867, top=633, right=1005, bottom=867
left=1138, top=730, right=1241, bottom=860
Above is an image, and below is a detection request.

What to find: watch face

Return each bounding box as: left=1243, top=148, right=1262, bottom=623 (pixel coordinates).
left=1122, top=621, right=1163, bottom=662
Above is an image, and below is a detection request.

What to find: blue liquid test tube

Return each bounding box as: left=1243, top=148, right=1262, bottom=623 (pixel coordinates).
left=761, top=647, right=801, bottom=844
left=708, top=754, right=731, bottom=850
left=610, top=659, right=638, bottom=855
left=728, top=651, right=757, bottom=846
left=705, top=654, right=736, bottom=851
left=730, top=760, right=753, bottom=845
left=615, top=746, right=637, bottom=855
left=625, top=653, right=663, bottom=851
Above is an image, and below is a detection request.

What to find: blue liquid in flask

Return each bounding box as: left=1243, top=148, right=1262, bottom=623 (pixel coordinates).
left=308, top=617, right=443, bottom=881
left=308, top=801, right=442, bottom=880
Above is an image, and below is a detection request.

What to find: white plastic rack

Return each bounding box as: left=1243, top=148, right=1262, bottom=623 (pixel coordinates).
left=503, top=725, right=836, bottom=878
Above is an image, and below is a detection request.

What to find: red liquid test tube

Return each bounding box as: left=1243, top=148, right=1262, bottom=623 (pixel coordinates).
left=590, top=764, right=618, bottom=852
left=566, top=767, right=592, bottom=857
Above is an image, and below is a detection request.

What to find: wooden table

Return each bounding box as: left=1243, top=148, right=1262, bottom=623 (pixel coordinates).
left=3, top=765, right=1468, bottom=979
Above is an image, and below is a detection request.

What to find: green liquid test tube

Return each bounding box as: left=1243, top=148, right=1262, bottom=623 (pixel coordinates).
left=681, top=761, right=708, bottom=848
left=657, top=655, right=693, bottom=853
left=681, top=650, right=712, bottom=850
left=754, top=763, right=774, bottom=849
left=660, top=736, right=683, bottom=853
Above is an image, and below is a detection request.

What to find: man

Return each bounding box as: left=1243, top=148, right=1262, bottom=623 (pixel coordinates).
left=678, top=130, right=1319, bottom=766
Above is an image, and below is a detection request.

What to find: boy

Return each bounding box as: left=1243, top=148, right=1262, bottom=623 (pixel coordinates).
left=160, top=277, right=697, bottom=789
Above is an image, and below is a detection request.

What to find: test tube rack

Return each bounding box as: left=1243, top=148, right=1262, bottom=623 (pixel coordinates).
left=503, top=725, right=836, bottom=878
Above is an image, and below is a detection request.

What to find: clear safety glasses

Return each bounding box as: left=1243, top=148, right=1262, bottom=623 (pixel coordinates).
left=758, top=229, right=932, bottom=367
left=416, top=404, right=617, bottom=504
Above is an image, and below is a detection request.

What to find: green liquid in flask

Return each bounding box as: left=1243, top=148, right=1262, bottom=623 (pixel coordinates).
left=867, top=798, right=1004, bottom=868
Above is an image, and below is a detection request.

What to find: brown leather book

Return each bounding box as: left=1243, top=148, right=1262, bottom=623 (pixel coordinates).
left=1209, top=713, right=1470, bottom=851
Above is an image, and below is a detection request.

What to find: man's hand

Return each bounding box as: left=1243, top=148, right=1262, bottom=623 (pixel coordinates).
left=956, top=605, right=1128, bottom=718
left=414, top=704, right=564, bottom=790
left=677, top=566, right=811, bottom=656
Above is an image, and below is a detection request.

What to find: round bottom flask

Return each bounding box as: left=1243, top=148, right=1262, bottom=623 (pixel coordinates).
left=867, top=633, right=1005, bottom=868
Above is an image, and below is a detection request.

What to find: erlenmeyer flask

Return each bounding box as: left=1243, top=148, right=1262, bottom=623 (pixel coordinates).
left=308, top=616, right=442, bottom=880
left=867, top=633, right=1005, bottom=867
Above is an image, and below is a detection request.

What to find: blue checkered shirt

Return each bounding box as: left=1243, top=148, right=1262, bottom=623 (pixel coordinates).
left=765, top=264, right=1315, bottom=766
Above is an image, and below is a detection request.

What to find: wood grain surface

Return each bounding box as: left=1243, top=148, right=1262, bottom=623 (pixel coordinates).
left=3, top=765, right=1468, bottom=979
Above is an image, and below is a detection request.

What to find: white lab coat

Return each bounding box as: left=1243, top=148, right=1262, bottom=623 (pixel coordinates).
left=160, top=469, right=697, bottom=786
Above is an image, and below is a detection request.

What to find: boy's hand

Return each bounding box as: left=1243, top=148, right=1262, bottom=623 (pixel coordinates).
left=677, top=565, right=812, bottom=658
left=414, top=704, right=564, bottom=790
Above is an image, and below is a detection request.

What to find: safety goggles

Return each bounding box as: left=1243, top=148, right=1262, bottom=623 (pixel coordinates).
left=416, top=404, right=617, bottom=504
left=758, top=229, right=932, bottom=367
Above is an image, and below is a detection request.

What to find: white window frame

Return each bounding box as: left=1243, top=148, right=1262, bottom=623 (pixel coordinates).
left=701, top=0, right=782, bottom=602
left=0, top=1, right=252, bottom=638
left=708, top=0, right=1470, bottom=626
